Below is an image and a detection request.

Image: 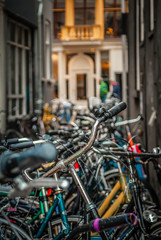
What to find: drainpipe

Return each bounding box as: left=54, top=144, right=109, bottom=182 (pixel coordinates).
left=121, top=0, right=128, bottom=118
left=37, top=0, right=43, bottom=114
left=0, top=0, right=6, bottom=134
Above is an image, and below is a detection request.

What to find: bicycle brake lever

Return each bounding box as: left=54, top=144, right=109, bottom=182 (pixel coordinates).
left=8, top=176, right=69, bottom=198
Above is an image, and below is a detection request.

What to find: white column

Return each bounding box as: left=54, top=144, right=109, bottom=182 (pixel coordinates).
left=0, top=2, right=6, bottom=134
left=95, top=50, right=101, bottom=98
left=58, top=51, right=66, bottom=99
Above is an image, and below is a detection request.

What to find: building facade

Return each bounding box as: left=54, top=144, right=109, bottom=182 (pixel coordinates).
left=52, top=0, right=127, bottom=107
left=0, top=0, right=54, bottom=133
left=127, top=0, right=161, bottom=150
left=127, top=0, right=161, bottom=199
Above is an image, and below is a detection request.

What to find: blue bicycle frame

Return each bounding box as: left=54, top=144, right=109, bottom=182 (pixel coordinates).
left=34, top=190, right=70, bottom=239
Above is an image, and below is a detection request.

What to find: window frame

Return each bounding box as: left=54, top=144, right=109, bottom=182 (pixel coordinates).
left=7, top=19, right=32, bottom=121
left=104, top=0, right=122, bottom=38
left=53, top=0, right=65, bottom=39
left=74, top=0, right=95, bottom=26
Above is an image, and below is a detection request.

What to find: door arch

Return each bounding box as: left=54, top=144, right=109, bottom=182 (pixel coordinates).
left=68, top=53, right=94, bottom=102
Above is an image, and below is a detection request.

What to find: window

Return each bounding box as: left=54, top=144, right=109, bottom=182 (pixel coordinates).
left=75, top=0, right=95, bottom=25
left=66, top=80, right=69, bottom=99
left=104, top=0, right=121, bottom=8
left=77, top=74, right=87, bottom=100
left=94, top=78, right=97, bottom=97
left=7, top=19, right=32, bottom=120
left=104, top=0, right=122, bottom=38
left=52, top=53, right=58, bottom=98
left=53, top=0, right=65, bottom=39
left=101, top=51, right=110, bottom=77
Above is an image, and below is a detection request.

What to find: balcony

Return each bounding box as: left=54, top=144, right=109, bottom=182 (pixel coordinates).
left=60, top=25, right=102, bottom=41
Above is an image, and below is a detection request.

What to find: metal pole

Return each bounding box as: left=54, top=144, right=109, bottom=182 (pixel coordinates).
left=37, top=0, right=43, bottom=114
left=121, top=0, right=127, bottom=117
left=0, top=0, right=6, bottom=134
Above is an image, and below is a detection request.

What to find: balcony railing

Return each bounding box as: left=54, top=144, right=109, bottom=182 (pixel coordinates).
left=60, top=25, right=102, bottom=41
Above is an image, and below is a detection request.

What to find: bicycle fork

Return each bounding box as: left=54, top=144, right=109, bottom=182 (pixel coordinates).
left=69, top=164, right=109, bottom=240
left=126, top=158, right=147, bottom=233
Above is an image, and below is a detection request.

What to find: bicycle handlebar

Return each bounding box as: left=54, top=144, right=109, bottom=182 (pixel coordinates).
left=41, top=102, right=127, bottom=178
left=114, top=114, right=143, bottom=127
left=9, top=140, right=46, bottom=150
left=93, top=102, right=126, bottom=119
left=0, top=142, right=57, bottom=181
left=104, top=101, right=127, bottom=119
left=67, top=213, right=137, bottom=240
left=1, top=137, right=31, bottom=146
left=9, top=141, right=34, bottom=150
left=101, top=150, right=161, bottom=159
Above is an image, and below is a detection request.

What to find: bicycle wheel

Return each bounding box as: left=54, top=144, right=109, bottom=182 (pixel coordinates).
left=148, top=221, right=161, bottom=239
left=0, top=217, right=32, bottom=240
left=139, top=178, right=160, bottom=208
left=102, top=169, right=159, bottom=209
left=51, top=215, right=83, bottom=239
left=35, top=215, right=82, bottom=239
left=113, top=221, right=161, bottom=240
left=5, top=129, right=23, bottom=138
left=92, top=169, right=121, bottom=207
left=112, top=224, right=141, bottom=240
left=41, top=215, right=102, bottom=240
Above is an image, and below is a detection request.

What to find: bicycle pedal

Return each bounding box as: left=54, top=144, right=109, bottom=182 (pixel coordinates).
left=143, top=210, right=158, bottom=223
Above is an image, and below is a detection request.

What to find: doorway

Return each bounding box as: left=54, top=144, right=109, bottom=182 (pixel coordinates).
left=76, top=74, right=87, bottom=100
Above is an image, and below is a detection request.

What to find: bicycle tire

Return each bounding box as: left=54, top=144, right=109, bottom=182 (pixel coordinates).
left=0, top=217, right=32, bottom=240
left=41, top=215, right=102, bottom=240
left=113, top=221, right=161, bottom=240
left=5, top=129, right=23, bottom=138
left=112, top=224, right=140, bottom=240
left=103, top=169, right=159, bottom=208
left=148, top=221, right=161, bottom=239
left=51, top=215, right=83, bottom=239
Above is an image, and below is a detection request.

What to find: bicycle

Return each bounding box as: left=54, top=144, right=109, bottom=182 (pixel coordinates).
left=1, top=102, right=161, bottom=239
left=0, top=142, right=62, bottom=240
left=38, top=102, right=161, bottom=239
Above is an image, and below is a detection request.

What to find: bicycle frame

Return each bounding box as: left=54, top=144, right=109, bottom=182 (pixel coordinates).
left=34, top=174, right=70, bottom=239
left=89, top=149, right=132, bottom=218
left=98, top=172, right=131, bottom=218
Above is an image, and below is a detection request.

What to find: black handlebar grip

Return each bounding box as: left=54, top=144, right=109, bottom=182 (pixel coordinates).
left=1, top=138, right=19, bottom=146
left=19, top=142, right=57, bottom=163
left=0, top=146, right=7, bottom=153
left=66, top=213, right=137, bottom=240
left=9, top=141, right=34, bottom=150
left=47, top=130, right=58, bottom=135
left=0, top=142, right=57, bottom=180
left=104, top=102, right=127, bottom=118
left=91, top=213, right=137, bottom=232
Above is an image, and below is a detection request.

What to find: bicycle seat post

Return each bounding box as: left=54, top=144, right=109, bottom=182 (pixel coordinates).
left=69, top=164, right=109, bottom=240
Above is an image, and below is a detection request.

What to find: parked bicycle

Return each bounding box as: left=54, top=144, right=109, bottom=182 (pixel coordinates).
left=1, top=102, right=161, bottom=239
